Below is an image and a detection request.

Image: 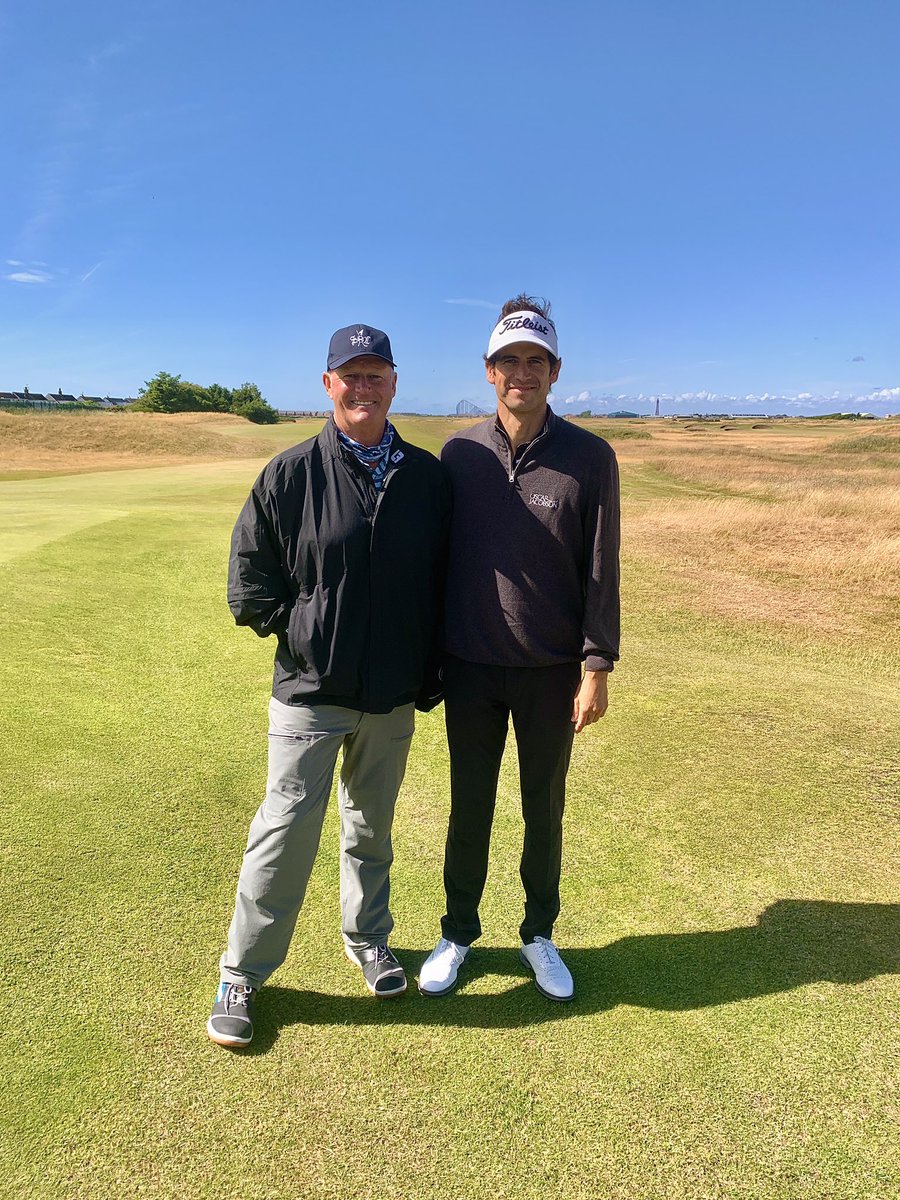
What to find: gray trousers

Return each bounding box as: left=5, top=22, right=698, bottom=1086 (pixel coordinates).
left=219, top=697, right=415, bottom=990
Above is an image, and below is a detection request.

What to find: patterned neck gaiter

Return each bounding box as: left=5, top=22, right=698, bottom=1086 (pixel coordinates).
left=336, top=420, right=396, bottom=491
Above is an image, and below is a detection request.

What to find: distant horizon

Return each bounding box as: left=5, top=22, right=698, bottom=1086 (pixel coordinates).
left=3, top=381, right=899, bottom=420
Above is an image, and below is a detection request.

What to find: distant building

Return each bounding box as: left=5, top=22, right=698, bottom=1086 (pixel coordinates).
left=0, top=386, right=136, bottom=409
left=456, top=399, right=489, bottom=417
left=81, top=395, right=133, bottom=407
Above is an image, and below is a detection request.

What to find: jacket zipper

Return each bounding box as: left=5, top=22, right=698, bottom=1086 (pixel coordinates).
left=365, top=462, right=401, bottom=705
left=503, top=422, right=551, bottom=487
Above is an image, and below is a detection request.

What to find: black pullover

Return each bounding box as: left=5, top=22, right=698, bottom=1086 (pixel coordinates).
left=441, top=408, right=620, bottom=672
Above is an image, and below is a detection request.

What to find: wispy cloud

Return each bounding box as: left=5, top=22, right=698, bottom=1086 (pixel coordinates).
left=10, top=88, right=101, bottom=259
left=80, top=262, right=102, bottom=283
left=88, top=38, right=138, bottom=70
left=851, top=355, right=865, bottom=362
left=5, top=269, right=52, bottom=284
left=444, top=298, right=499, bottom=310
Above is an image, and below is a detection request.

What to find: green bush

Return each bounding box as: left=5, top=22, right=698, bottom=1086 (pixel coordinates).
left=132, top=372, right=280, bottom=422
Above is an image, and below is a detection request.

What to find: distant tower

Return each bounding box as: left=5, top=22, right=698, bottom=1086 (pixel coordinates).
left=654, top=396, right=660, bottom=417
left=456, top=399, right=488, bottom=417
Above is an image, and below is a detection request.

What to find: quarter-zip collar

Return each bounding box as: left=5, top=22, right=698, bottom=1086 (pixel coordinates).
left=491, top=407, right=557, bottom=483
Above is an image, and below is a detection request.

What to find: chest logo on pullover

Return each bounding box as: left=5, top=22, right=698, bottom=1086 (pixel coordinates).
left=530, top=493, right=559, bottom=510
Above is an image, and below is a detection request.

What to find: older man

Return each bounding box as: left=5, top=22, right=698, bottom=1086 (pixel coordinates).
left=208, top=324, right=449, bottom=1047
left=419, top=295, right=621, bottom=1002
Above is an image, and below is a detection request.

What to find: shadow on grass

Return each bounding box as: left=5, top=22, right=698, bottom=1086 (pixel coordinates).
left=236, top=900, right=900, bottom=1050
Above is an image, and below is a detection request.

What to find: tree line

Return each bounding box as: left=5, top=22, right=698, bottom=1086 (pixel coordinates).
left=130, top=372, right=280, bottom=424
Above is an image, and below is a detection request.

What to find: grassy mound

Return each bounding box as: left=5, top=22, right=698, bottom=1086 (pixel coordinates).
left=0, top=411, right=324, bottom=475
left=575, top=419, right=652, bottom=440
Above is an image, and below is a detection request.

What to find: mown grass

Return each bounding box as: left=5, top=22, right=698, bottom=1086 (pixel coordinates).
left=1, top=417, right=898, bottom=1199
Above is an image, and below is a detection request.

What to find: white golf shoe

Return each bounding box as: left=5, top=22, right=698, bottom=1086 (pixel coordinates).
left=520, top=936, right=574, bottom=1001
left=418, top=937, right=470, bottom=996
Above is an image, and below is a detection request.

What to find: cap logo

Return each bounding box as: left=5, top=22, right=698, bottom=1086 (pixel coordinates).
left=500, top=316, right=550, bottom=337
left=327, top=323, right=394, bottom=370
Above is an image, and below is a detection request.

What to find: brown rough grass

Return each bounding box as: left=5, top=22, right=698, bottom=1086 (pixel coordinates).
left=618, top=419, right=900, bottom=652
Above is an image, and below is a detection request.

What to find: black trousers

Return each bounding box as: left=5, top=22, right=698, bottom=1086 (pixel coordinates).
left=440, top=656, right=581, bottom=946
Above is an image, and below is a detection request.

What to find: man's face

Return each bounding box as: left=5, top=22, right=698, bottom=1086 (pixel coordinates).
left=486, top=342, right=561, bottom=420
left=323, top=355, right=397, bottom=446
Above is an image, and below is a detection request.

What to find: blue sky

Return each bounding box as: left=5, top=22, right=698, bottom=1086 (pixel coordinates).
left=3, top=1, right=899, bottom=415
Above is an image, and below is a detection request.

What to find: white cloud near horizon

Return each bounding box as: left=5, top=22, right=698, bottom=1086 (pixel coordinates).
left=546, top=385, right=900, bottom=416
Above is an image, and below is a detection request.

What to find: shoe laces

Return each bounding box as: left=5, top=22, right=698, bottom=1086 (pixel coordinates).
left=227, top=984, right=253, bottom=1010
left=438, top=938, right=464, bottom=964
left=531, top=937, right=561, bottom=969
left=372, top=945, right=396, bottom=966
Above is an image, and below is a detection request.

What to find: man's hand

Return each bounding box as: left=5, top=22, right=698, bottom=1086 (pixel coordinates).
left=572, top=670, right=609, bottom=733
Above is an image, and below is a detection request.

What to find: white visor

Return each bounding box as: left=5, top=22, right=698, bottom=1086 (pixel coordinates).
left=487, top=310, right=559, bottom=361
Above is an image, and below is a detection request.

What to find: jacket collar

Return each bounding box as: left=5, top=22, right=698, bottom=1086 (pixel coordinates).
left=490, top=405, right=558, bottom=455
left=320, top=415, right=409, bottom=467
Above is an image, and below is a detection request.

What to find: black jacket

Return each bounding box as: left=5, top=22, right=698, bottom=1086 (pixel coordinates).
left=228, top=418, right=451, bottom=713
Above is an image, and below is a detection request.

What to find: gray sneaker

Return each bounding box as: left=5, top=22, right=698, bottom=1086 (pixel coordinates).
left=206, top=982, right=256, bottom=1046
left=345, top=944, right=407, bottom=998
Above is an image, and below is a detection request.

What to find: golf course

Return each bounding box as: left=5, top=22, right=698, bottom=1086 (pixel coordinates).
left=2, top=410, right=898, bottom=1199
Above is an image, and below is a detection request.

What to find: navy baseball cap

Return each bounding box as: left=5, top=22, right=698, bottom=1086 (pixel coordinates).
left=327, top=324, right=395, bottom=371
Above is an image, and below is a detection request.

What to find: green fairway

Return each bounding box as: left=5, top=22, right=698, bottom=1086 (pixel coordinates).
left=2, top=420, right=898, bottom=1199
